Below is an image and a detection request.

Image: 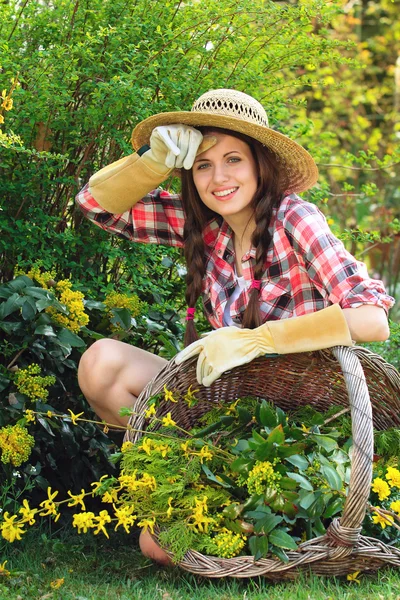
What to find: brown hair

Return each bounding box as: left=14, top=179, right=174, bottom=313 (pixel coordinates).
left=181, top=127, right=284, bottom=346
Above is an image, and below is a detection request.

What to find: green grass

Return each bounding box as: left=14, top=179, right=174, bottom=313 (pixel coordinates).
left=1, top=527, right=400, bottom=600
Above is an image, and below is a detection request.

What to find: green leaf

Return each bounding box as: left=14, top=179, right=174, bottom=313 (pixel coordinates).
left=321, top=465, right=342, bottom=491
left=310, top=434, right=338, bottom=452
left=1, top=292, right=23, bottom=318
left=279, top=477, right=298, bottom=491
left=259, top=400, right=277, bottom=427
left=269, top=529, right=298, bottom=550
left=271, top=546, right=290, bottom=563
left=231, top=456, right=253, bottom=475
left=249, top=535, right=269, bottom=560
left=287, top=472, right=313, bottom=491
left=21, top=296, right=37, bottom=320
left=110, top=307, right=132, bottom=330
left=202, top=465, right=231, bottom=488
left=0, top=373, right=11, bottom=392
left=57, top=328, right=86, bottom=348
left=286, top=454, right=309, bottom=470
left=254, top=513, right=283, bottom=534
left=237, top=406, right=252, bottom=424
left=38, top=418, right=56, bottom=437
left=299, top=492, right=316, bottom=510
left=267, top=424, right=285, bottom=445
left=34, top=324, right=57, bottom=337
left=255, top=442, right=274, bottom=461
left=277, top=442, right=306, bottom=458
left=323, top=497, right=344, bottom=518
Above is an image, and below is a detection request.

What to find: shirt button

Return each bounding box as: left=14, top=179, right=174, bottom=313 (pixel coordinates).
left=218, top=250, right=222, bottom=254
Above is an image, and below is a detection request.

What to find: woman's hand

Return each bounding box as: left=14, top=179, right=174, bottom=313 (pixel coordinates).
left=149, top=125, right=215, bottom=170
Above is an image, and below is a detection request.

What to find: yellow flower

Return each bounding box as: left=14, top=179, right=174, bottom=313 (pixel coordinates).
left=121, top=441, right=133, bottom=453
left=161, top=412, right=176, bottom=427
left=188, top=496, right=216, bottom=533
left=0, top=560, right=10, bottom=576
left=184, top=385, right=199, bottom=407
left=39, top=487, right=60, bottom=521
left=0, top=114, right=4, bottom=125
left=114, top=504, right=137, bottom=533
left=225, top=399, right=240, bottom=416
left=93, top=510, right=112, bottom=538
left=0, top=424, right=35, bottom=467
left=72, top=512, right=95, bottom=534
left=24, top=409, right=36, bottom=423
left=50, top=578, right=64, bottom=589
left=144, top=404, right=157, bottom=419
left=137, top=517, right=156, bottom=535
left=101, top=489, right=119, bottom=504
left=138, top=437, right=153, bottom=455
left=164, top=385, right=178, bottom=403
left=67, top=489, right=86, bottom=511
left=68, top=409, right=84, bottom=425
left=390, top=500, right=400, bottom=515
left=180, top=440, right=192, bottom=457
left=19, top=499, right=37, bottom=525
left=301, top=423, right=310, bottom=433
left=14, top=363, right=55, bottom=401
left=166, top=497, right=173, bottom=519
left=347, top=571, right=361, bottom=584
left=2, top=97, right=13, bottom=111
left=386, top=467, right=400, bottom=488
left=371, top=477, right=391, bottom=501
left=372, top=511, right=394, bottom=529
left=198, top=445, right=213, bottom=463
left=46, top=410, right=53, bottom=418
left=213, top=528, right=246, bottom=558
left=90, top=474, right=109, bottom=494
left=0, top=512, right=26, bottom=542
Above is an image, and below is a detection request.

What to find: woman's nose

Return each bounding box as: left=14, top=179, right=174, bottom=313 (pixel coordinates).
left=212, top=163, right=230, bottom=184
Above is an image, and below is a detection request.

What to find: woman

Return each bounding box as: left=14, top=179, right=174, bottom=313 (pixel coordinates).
left=76, top=88, right=393, bottom=564
left=76, top=88, right=393, bottom=428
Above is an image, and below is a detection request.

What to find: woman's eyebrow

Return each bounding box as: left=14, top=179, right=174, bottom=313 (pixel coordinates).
left=194, top=150, right=242, bottom=163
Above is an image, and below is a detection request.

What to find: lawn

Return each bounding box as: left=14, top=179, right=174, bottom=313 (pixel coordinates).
left=1, top=527, right=399, bottom=600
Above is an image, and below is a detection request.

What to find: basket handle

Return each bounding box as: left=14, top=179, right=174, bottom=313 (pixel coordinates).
left=331, top=346, right=373, bottom=531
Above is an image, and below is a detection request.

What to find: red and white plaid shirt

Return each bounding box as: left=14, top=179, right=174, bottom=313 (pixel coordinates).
left=76, top=185, right=395, bottom=329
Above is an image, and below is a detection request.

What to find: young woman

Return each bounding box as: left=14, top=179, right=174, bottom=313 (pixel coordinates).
left=76, top=88, right=393, bottom=428
left=76, top=88, right=394, bottom=563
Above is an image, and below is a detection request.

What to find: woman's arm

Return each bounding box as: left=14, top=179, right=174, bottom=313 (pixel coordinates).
left=342, top=305, right=390, bottom=342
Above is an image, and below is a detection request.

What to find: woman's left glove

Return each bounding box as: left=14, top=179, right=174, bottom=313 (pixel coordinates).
left=175, top=304, right=352, bottom=387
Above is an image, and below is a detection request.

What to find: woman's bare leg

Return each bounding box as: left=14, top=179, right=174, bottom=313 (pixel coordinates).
left=78, top=339, right=167, bottom=427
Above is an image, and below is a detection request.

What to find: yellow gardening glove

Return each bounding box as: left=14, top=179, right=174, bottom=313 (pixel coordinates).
left=175, top=304, right=353, bottom=387
left=89, top=127, right=216, bottom=213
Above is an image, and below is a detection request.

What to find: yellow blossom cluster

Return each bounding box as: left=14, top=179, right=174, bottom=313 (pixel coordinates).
left=72, top=510, right=113, bottom=536
left=0, top=500, right=37, bottom=542
left=371, top=477, right=391, bottom=501
left=46, top=279, right=89, bottom=333
left=118, top=470, right=157, bottom=493
left=247, top=460, right=281, bottom=496
left=371, top=511, right=394, bottom=529
left=0, top=424, right=35, bottom=466
left=16, top=265, right=56, bottom=289
left=213, top=528, right=246, bottom=558
left=14, top=363, right=55, bottom=401
left=104, top=290, right=145, bottom=331
left=0, top=76, right=19, bottom=125
left=188, top=496, right=216, bottom=533
left=138, top=437, right=171, bottom=458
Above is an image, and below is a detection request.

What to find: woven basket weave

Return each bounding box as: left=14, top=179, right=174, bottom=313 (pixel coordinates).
left=124, top=346, right=400, bottom=579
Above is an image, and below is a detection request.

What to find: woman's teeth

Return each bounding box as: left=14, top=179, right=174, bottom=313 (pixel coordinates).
left=213, top=187, right=238, bottom=197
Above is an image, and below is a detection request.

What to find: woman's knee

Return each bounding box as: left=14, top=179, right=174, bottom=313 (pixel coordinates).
left=78, top=339, right=127, bottom=396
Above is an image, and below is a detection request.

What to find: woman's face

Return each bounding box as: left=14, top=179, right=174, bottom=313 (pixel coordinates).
left=192, top=132, right=258, bottom=226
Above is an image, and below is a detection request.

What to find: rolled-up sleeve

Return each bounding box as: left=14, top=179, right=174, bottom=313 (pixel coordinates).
left=283, top=199, right=395, bottom=313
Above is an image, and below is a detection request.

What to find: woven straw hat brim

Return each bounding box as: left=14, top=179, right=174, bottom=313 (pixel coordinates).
left=131, top=111, right=319, bottom=194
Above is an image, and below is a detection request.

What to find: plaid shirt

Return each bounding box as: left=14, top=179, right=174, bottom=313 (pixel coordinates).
left=76, top=185, right=395, bottom=329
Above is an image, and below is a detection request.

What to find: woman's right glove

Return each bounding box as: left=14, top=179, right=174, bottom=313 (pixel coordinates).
left=89, top=125, right=216, bottom=213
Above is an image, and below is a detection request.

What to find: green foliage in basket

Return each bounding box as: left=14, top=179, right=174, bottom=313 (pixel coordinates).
left=110, top=397, right=355, bottom=563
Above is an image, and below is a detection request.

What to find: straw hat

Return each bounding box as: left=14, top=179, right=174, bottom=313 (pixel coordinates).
left=131, top=89, right=318, bottom=194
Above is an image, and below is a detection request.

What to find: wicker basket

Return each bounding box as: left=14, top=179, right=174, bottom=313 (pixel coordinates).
left=124, top=346, right=400, bottom=579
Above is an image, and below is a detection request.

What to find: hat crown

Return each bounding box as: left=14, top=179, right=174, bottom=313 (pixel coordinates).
left=191, top=89, right=269, bottom=128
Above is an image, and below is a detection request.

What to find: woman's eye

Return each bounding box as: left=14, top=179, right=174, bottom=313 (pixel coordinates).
left=228, top=157, right=241, bottom=164
left=197, top=163, right=210, bottom=170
